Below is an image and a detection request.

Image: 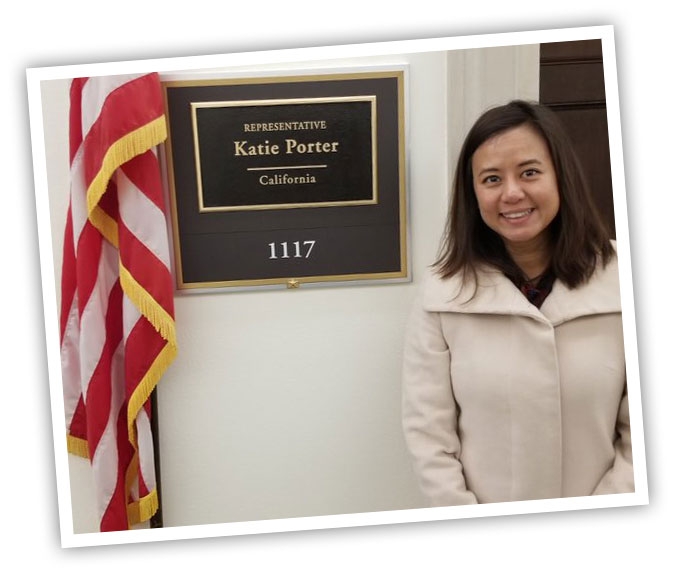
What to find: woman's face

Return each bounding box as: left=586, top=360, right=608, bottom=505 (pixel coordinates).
left=471, top=124, right=560, bottom=255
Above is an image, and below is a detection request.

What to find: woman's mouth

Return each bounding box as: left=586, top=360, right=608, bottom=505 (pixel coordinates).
left=501, top=208, right=534, bottom=220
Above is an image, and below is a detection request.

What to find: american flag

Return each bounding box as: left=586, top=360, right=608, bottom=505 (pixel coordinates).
left=60, top=73, right=177, bottom=531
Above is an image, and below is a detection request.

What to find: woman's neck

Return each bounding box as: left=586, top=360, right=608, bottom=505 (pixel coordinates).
left=506, top=236, right=552, bottom=281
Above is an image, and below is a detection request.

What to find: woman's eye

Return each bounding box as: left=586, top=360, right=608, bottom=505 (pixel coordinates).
left=522, top=168, right=540, bottom=178
left=482, top=175, right=500, bottom=184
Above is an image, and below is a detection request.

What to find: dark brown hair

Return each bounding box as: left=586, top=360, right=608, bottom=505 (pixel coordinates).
left=435, top=100, right=614, bottom=289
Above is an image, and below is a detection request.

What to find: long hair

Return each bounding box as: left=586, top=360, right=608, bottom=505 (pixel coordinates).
left=435, top=100, right=614, bottom=290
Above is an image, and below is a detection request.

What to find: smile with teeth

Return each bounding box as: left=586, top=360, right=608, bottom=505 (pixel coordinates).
left=501, top=208, right=534, bottom=219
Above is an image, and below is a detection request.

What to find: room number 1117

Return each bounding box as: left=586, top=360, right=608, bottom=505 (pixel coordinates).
left=268, top=240, right=316, bottom=259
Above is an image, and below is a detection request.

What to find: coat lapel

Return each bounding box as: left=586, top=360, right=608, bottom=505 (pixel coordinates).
left=422, top=251, right=621, bottom=326
left=541, top=254, right=621, bottom=325
left=422, top=266, right=548, bottom=321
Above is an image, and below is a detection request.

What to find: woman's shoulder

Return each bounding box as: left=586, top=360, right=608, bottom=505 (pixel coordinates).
left=544, top=241, right=621, bottom=319
left=592, top=239, right=619, bottom=285
left=417, top=265, right=512, bottom=314
left=415, top=267, right=463, bottom=311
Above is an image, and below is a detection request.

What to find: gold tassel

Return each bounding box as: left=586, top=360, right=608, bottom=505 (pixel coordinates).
left=86, top=116, right=167, bottom=240
left=127, top=342, right=177, bottom=447
left=67, top=434, right=90, bottom=459
left=119, top=263, right=176, bottom=343
left=127, top=488, right=159, bottom=527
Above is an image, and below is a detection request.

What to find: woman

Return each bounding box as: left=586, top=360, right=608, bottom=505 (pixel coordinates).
left=402, top=100, right=633, bottom=506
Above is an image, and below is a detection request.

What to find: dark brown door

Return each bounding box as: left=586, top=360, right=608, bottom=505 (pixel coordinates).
left=540, top=40, right=615, bottom=238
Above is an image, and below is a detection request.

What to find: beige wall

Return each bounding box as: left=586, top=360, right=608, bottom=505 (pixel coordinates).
left=41, top=44, right=539, bottom=533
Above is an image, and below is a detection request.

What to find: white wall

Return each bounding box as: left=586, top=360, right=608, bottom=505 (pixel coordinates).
left=41, top=44, right=539, bottom=533
left=447, top=45, right=540, bottom=189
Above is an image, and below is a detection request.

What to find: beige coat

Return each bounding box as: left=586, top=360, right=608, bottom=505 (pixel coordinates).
left=402, top=251, right=634, bottom=506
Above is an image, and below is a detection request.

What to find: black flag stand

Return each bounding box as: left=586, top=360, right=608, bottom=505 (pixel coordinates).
left=149, top=388, right=163, bottom=528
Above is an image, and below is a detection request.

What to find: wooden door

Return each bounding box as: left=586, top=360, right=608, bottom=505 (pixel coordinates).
left=540, top=40, right=616, bottom=238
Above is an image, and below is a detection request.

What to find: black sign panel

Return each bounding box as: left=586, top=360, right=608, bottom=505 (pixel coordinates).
left=194, top=98, right=376, bottom=211
left=163, top=70, right=407, bottom=290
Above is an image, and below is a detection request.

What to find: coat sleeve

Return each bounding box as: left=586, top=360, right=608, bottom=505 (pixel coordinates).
left=401, top=289, right=478, bottom=506
left=592, top=382, right=635, bottom=495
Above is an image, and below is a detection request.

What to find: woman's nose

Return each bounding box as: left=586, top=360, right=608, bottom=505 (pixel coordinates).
left=502, top=177, right=526, bottom=202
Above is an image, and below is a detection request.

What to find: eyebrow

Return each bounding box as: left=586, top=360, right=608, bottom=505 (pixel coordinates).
left=476, top=158, right=543, bottom=177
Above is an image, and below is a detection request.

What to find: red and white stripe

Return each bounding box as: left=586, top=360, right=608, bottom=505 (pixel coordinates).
left=60, top=73, right=176, bottom=531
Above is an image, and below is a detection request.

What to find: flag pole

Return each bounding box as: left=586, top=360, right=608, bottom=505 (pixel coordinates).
left=149, top=388, right=163, bottom=528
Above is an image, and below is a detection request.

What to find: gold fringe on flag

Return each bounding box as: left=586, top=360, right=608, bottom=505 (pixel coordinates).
left=126, top=342, right=177, bottom=448
left=119, top=263, right=177, bottom=344
left=67, top=434, right=90, bottom=459
left=124, top=449, right=160, bottom=526
left=86, top=116, right=167, bottom=244
left=128, top=488, right=159, bottom=527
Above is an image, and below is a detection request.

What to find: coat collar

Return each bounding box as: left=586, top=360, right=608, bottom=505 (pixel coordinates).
left=422, top=250, right=621, bottom=326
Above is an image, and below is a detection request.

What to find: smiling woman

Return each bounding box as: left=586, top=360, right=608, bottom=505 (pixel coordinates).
left=402, top=100, right=632, bottom=506
left=437, top=100, right=614, bottom=292
left=471, top=124, right=560, bottom=278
